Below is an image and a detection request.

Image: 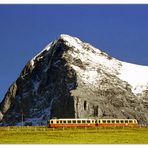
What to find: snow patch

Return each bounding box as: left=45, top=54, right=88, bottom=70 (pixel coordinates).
left=16, top=117, right=43, bottom=126
left=53, top=60, right=61, bottom=67
left=67, top=82, right=75, bottom=90
left=0, top=111, right=3, bottom=121
left=119, top=62, right=148, bottom=94
left=33, top=42, right=52, bottom=60
left=30, top=42, right=52, bottom=68
left=32, top=81, right=40, bottom=94
left=30, top=60, right=34, bottom=67
left=71, top=64, right=101, bottom=86
left=16, top=106, right=53, bottom=126
left=63, top=35, right=121, bottom=77
left=22, top=92, right=30, bottom=98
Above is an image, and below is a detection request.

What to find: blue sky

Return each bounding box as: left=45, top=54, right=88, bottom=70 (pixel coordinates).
left=0, top=4, right=148, bottom=101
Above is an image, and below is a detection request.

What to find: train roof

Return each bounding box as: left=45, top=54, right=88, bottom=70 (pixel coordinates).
left=50, top=118, right=137, bottom=120
left=97, top=119, right=137, bottom=120
left=50, top=118, right=95, bottom=120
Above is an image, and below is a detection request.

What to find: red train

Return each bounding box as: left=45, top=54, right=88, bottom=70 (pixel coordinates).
left=48, top=118, right=138, bottom=128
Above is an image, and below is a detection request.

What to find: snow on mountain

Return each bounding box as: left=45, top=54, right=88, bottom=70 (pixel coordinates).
left=30, top=42, right=52, bottom=68
left=119, top=62, right=148, bottom=94
left=56, top=34, right=148, bottom=94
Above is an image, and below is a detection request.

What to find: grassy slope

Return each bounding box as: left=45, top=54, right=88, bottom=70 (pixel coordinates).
left=0, top=126, right=147, bottom=144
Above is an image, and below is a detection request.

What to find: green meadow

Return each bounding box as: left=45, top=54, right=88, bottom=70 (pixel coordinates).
left=0, top=126, right=147, bottom=144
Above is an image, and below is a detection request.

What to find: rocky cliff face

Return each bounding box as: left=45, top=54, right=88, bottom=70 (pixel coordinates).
left=0, top=34, right=148, bottom=126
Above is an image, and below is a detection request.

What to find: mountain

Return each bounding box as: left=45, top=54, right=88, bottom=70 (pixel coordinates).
left=0, top=34, right=148, bottom=126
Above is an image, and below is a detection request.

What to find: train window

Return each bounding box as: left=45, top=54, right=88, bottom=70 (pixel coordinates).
left=82, top=120, right=86, bottom=123
left=56, top=121, right=59, bottom=124
left=116, top=120, right=119, bottom=123
left=63, top=120, right=66, bottom=124
left=107, top=120, right=110, bottom=123
left=50, top=121, right=53, bottom=124
left=112, top=120, right=115, bottom=123
left=68, top=120, right=71, bottom=124
left=98, top=120, right=100, bottom=123
left=77, top=120, right=81, bottom=124
left=120, top=120, right=124, bottom=123
left=102, top=120, right=106, bottom=123
left=87, top=120, right=90, bottom=123
left=129, top=120, right=133, bottom=123
left=95, top=120, right=97, bottom=123
left=72, top=120, right=76, bottom=123
left=125, top=120, right=128, bottom=123
left=60, top=120, right=62, bottom=124
left=92, top=120, right=94, bottom=123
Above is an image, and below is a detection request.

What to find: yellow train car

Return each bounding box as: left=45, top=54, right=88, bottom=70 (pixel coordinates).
left=48, top=118, right=139, bottom=128
left=96, top=119, right=138, bottom=127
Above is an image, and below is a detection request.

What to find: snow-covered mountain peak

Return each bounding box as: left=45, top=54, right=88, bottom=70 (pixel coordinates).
left=1, top=34, right=148, bottom=126
left=59, top=34, right=88, bottom=51
left=59, top=34, right=81, bottom=43
left=30, top=34, right=148, bottom=94
left=59, top=34, right=103, bottom=54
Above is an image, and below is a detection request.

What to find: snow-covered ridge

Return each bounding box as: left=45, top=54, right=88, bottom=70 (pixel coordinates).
left=29, top=34, right=74, bottom=68
left=61, top=34, right=148, bottom=94
left=59, top=34, right=102, bottom=54
left=29, top=34, right=148, bottom=94
left=60, top=34, right=121, bottom=74
left=30, top=42, right=52, bottom=67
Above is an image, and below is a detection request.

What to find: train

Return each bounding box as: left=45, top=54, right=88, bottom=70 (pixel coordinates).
left=48, top=118, right=138, bottom=128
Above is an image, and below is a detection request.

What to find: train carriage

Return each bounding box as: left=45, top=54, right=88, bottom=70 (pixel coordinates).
left=96, top=119, right=138, bottom=127
left=48, top=118, right=138, bottom=128
left=48, top=118, right=96, bottom=128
